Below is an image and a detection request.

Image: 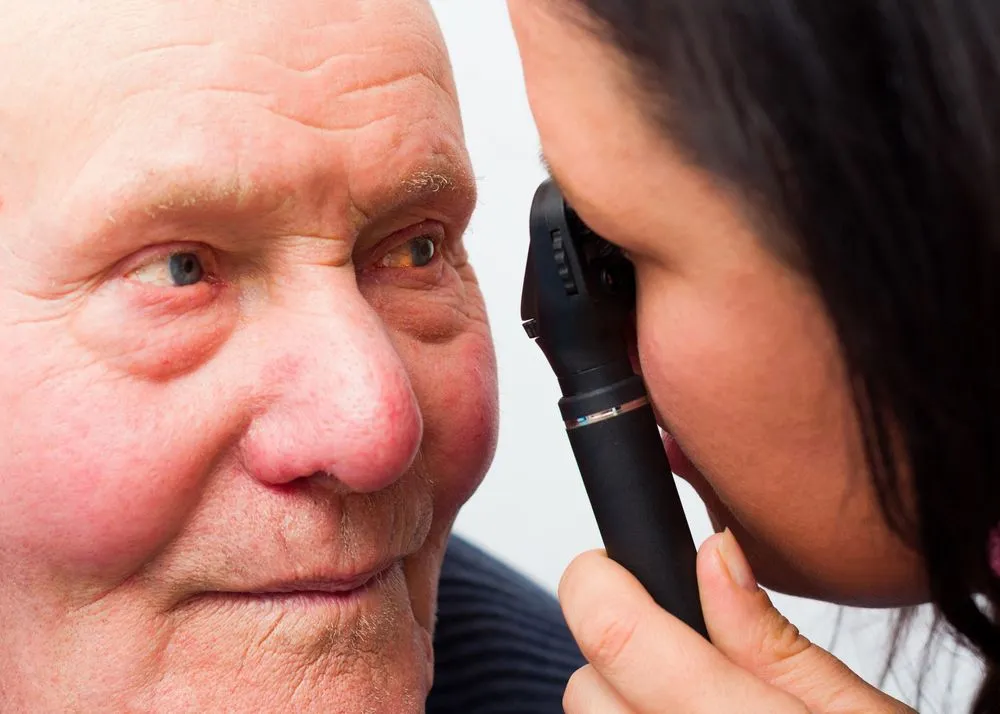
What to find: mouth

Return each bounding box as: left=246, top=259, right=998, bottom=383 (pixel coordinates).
left=186, top=561, right=403, bottom=611
left=660, top=429, right=697, bottom=482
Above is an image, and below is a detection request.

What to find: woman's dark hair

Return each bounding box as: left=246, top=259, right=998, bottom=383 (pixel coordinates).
left=570, top=0, right=1000, bottom=710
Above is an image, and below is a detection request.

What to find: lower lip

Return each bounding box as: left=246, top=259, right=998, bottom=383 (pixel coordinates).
left=198, top=562, right=400, bottom=611
left=661, top=431, right=728, bottom=532
left=661, top=429, right=696, bottom=479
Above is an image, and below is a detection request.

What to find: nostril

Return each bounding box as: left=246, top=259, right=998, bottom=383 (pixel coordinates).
left=300, top=470, right=354, bottom=495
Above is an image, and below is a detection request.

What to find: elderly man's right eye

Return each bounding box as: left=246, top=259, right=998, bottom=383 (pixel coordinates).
left=126, top=250, right=211, bottom=288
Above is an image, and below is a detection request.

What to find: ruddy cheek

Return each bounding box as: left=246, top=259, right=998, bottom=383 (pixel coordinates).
left=70, top=283, right=238, bottom=380
left=412, top=335, right=498, bottom=516
left=0, top=376, right=234, bottom=581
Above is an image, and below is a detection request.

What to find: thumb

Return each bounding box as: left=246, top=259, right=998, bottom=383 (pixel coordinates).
left=698, top=530, right=915, bottom=714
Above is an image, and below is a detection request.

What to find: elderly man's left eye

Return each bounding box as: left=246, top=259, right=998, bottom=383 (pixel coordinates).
left=127, top=251, right=209, bottom=287
left=379, top=236, right=438, bottom=269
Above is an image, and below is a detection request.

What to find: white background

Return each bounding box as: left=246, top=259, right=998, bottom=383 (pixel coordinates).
left=430, top=1, right=983, bottom=710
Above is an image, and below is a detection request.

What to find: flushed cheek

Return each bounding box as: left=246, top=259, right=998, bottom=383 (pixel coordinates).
left=70, top=281, right=238, bottom=380
left=402, top=331, right=498, bottom=519
left=0, top=366, right=241, bottom=586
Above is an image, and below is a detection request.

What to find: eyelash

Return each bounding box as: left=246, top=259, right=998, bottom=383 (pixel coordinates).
left=379, top=235, right=442, bottom=269
left=119, top=243, right=221, bottom=285
left=117, top=221, right=447, bottom=293
left=367, top=223, right=447, bottom=271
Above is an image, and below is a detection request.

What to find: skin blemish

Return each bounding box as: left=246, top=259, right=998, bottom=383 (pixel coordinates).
left=260, top=353, right=305, bottom=390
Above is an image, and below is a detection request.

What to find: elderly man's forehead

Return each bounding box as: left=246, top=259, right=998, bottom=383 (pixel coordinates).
left=0, top=0, right=471, bottom=254
left=0, top=0, right=442, bottom=60
left=0, top=0, right=453, bottom=176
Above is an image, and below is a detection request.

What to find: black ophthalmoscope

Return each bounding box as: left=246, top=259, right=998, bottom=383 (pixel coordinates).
left=520, top=179, right=708, bottom=638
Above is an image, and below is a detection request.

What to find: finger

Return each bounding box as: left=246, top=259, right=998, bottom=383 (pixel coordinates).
left=559, top=550, right=809, bottom=714
left=563, top=665, right=633, bottom=714
left=698, top=530, right=916, bottom=713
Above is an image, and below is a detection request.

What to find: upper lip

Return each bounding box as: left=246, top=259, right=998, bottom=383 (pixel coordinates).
left=247, top=569, right=388, bottom=595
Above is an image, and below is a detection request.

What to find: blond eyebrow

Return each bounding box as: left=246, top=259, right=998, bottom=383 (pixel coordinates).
left=74, top=152, right=476, bottom=268
left=98, top=164, right=466, bottom=235
left=401, top=170, right=457, bottom=194
left=135, top=174, right=264, bottom=222
left=127, top=167, right=466, bottom=226
left=355, top=158, right=476, bottom=228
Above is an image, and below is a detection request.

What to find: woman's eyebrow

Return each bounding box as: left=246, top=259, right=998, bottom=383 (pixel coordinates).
left=538, top=148, right=572, bottom=202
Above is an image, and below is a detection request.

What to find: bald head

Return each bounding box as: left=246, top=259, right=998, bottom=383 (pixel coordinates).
left=0, top=0, right=466, bottom=214
left=0, top=0, right=475, bottom=290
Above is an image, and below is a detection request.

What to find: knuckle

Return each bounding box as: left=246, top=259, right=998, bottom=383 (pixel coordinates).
left=577, top=601, right=641, bottom=670
left=756, top=604, right=811, bottom=668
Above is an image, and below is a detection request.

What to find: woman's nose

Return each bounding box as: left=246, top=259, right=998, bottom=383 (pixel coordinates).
left=238, top=289, right=423, bottom=494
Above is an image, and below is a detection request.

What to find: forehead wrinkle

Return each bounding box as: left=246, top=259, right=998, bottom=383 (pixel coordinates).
left=44, top=143, right=355, bottom=272
left=2, top=0, right=467, bottom=255
left=43, top=87, right=469, bottom=260
left=105, top=39, right=440, bottom=105
left=0, top=0, right=406, bottom=74
left=88, top=33, right=459, bottom=155
left=0, top=0, right=457, bottom=176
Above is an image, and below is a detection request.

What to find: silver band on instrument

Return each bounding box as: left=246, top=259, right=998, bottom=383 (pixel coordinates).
left=564, top=396, right=650, bottom=431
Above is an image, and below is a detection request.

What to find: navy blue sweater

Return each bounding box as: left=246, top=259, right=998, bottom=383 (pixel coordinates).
left=427, top=537, right=586, bottom=714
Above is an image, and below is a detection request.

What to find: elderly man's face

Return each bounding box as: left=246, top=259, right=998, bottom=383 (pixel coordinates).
left=0, top=1, right=497, bottom=711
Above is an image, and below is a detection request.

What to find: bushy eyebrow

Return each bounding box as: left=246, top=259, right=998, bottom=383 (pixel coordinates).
left=366, top=165, right=474, bottom=226
left=113, top=165, right=470, bottom=223
left=42, top=147, right=476, bottom=284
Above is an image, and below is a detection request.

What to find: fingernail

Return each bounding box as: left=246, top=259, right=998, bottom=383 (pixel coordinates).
left=717, top=528, right=758, bottom=592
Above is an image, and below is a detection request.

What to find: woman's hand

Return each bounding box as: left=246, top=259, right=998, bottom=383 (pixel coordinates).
left=559, top=530, right=916, bottom=713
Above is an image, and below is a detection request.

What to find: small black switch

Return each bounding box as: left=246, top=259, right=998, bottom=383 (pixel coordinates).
left=551, top=229, right=578, bottom=295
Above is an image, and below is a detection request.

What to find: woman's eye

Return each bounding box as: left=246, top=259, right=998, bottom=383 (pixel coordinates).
left=379, top=236, right=438, bottom=269
left=127, top=252, right=208, bottom=287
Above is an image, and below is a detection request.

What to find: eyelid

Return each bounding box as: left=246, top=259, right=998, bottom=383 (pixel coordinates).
left=118, top=242, right=219, bottom=283
left=363, top=220, right=447, bottom=269
left=379, top=236, right=438, bottom=269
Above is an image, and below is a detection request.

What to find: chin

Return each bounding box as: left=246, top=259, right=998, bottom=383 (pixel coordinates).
left=120, top=563, right=437, bottom=713
left=128, top=621, right=435, bottom=713
left=703, top=502, right=929, bottom=607
left=678, top=473, right=925, bottom=607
